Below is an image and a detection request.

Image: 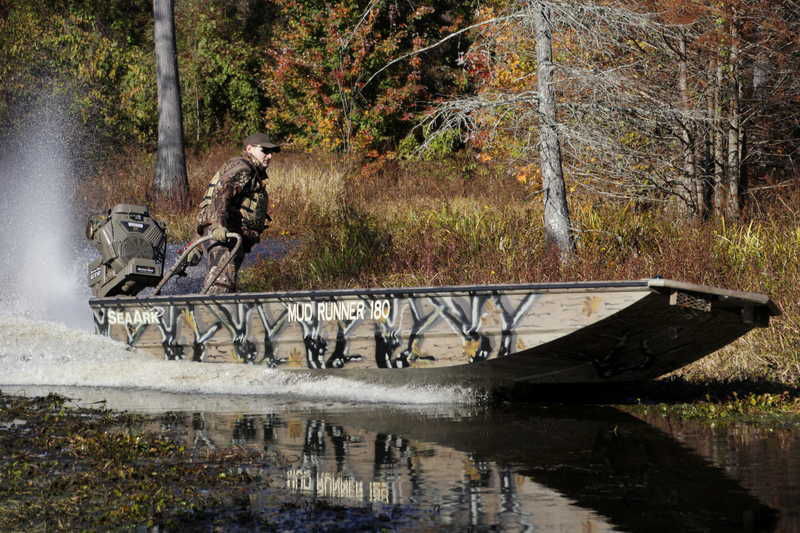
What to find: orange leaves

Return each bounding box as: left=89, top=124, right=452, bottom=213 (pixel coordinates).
left=514, top=164, right=541, bottom=186
left=490, top=52, right=533, bottom=91
left=461, top=50, right=492, bottom=83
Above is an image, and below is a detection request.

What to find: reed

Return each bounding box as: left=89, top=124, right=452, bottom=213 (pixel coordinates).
left=267, top=152, right=349, bottom=221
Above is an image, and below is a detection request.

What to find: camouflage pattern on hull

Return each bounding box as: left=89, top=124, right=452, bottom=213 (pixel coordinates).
left=89, top=279, right=779, bottom=384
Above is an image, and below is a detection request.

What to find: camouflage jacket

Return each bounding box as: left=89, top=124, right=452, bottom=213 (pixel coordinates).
left=196, top=153, right=270, bottom=242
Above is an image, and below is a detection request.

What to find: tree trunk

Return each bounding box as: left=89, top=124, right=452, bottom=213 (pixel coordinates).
left=678, top=34, right=699, bottom=216
left=698, top=68, right=715, bottom=216
left=153, top=0, right=188, bottom=207
left=533, top=2, right=575, bottom=262
left=726, top=18, right=741, bottom=218
left=696, top=122, right=709, bottom=215
left=712, top=56, right=725, bottom=216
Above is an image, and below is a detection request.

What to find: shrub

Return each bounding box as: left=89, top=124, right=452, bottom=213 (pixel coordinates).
left=262, top=0, right=474, bottom=152
left=240, top=205, right=391, bottom=291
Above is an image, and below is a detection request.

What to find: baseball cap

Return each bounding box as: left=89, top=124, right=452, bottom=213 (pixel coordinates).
left=243, top=132, right=280, bottom=152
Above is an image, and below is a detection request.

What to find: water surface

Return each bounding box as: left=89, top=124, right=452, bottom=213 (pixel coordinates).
left=7, top=384, right=797, bottom=532
left=1, top=315, right=798, bottom=531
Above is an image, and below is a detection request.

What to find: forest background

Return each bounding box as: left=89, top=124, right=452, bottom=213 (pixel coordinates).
left=0, top=0, right=798, bottom=384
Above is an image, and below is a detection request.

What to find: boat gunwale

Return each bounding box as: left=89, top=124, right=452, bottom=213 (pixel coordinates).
left=88, top=278, right=779, bottom=316
left=647, top=278, right=781, bottom=315
left=89, top=279, right=653, bottom=306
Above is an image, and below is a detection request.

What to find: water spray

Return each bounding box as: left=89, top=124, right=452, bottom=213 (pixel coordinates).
left=0, top=103, right=92, bottom=329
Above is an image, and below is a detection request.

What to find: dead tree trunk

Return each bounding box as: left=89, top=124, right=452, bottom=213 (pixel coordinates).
left=726, top=18, right=741, bottom=218
left=533, top=2, right=575, bottom=262
left=678, top=33, right=700, bottom=216
left=153, top=0, right=188, bottom=207
left=712, top=56, right=726, bottom=216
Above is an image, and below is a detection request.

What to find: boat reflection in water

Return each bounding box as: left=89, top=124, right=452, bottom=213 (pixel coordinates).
left=150, top=401, right=777, bottom=531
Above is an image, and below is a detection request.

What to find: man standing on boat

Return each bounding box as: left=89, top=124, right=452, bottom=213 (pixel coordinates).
left=195, top=133, right=279, bottom=294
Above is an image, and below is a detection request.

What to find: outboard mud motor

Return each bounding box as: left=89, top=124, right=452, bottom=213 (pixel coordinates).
left=86, top=204, right=167, bottom=297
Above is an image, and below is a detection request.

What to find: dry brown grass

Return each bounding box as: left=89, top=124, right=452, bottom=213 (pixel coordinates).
left=267, top=151, right=350, bottom=229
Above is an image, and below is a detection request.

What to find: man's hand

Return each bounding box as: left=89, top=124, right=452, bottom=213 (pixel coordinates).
left=211, top=225, right=229, bottom=243
left=185, top=246, right=203, bottom=266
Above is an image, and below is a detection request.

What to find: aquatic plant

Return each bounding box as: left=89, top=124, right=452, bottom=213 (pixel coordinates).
left=629, top=390, right=800, bottom=425
left=0, top=392, right=273, bottom=530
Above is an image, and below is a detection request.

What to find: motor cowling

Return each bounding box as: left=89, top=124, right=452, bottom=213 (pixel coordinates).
left=86, top=204, right=167, bottom=297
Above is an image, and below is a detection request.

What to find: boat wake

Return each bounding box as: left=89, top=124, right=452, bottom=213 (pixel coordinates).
left=0, top=103, right=473, bottom=406
left=0, top=314, right=474, bottom=405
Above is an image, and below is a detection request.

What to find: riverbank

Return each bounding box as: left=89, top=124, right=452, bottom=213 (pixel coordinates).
left=81, top=146, right=800, bottom=385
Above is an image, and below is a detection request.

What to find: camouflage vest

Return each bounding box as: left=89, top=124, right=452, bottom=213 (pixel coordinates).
left=239, top=185, right=269, bottom=233
left=197, top=157, right=270, bottom=235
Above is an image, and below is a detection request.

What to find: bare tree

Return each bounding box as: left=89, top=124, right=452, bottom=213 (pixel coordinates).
left=712, top=55, right=725, bottom=216
left=153, top=0, right=188, bottom=206
left=533, top=3, right=574, bottom=260
left=417, top=0, right=693, bottom=259
left=677, top=32, right=701, bottom=216
left=410, top=0, right=799, bottom=231
left=726, top=15, right=742, bottom=218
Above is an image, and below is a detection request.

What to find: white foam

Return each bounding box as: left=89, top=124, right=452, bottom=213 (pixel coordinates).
left=0, top=314, right=145, bottom=363
left=0, top=315, right=473, bottom=405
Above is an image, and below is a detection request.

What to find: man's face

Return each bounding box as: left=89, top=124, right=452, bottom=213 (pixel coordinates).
left=247, top=145, right=273, bottom=168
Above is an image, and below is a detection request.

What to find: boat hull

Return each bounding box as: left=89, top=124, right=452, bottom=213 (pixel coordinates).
left=89, top=279, right=779, bottom=385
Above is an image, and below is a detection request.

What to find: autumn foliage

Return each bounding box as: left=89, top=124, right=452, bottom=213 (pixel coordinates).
left=262, top=0, right=474, bottom=152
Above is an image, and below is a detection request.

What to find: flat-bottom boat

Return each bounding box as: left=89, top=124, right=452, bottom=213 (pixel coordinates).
left=90, top=278, right=779, bottom=386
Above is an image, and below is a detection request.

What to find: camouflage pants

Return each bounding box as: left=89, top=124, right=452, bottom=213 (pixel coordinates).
left=202, top=240, right=246, bottom=295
